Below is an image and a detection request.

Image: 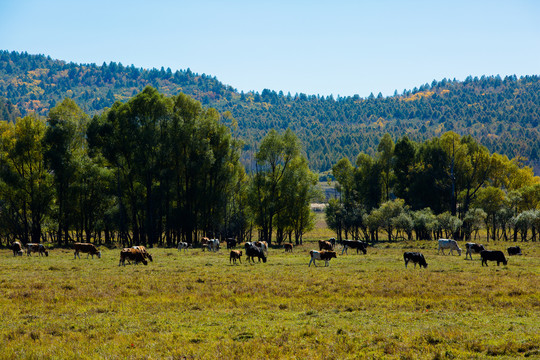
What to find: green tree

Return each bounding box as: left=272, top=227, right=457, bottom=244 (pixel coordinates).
left=0, top=115, right=53, bottom=243
left=44, top=98, right=89, bottom=246
left=473, top=186, right=506, bottom=241
left=377, top=133, right=394, bottom=201
left=248, top=129, right=305, bottom=244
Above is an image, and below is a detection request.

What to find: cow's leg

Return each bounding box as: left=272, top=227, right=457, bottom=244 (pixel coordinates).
left=404, top=259, right=408, bottom=268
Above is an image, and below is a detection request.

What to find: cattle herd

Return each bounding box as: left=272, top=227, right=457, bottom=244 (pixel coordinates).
left=8, top=237, right=525, bottom=269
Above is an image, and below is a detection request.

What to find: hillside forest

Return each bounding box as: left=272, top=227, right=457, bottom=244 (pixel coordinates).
left=1, top=50, right=539, bottom=174
left=0, top=83, right=538, bottom=249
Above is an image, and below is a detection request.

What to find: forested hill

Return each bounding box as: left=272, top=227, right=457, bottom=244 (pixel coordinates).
left=1, top=50, right=539, bottom=173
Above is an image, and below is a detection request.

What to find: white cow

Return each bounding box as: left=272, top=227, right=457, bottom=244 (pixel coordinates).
left=438, top=238, right=462, bottom=256
left=207, top=238, right=220, bottom=252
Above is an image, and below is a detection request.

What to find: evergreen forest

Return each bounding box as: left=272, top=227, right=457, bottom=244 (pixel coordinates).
left=1, top=50, right=539, bottom=174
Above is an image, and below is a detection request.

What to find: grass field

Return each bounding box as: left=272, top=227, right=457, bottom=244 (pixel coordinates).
left=1, top=236, right=539, bottom=359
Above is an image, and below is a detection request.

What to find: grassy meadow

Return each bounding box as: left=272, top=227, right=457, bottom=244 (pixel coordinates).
left=1, top=230, right=539, bottom=359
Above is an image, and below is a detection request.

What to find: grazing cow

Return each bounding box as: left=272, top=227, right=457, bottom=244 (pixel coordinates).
left=119, top=248, right=148, bottom=266
left=177, top=242, right=191, bottom=252
left=244, top=242, right=267, bottom=263
left=230, top=250, right=242, bottom=264
left=465, top=242, right=486, bottom=260
left=254, top=241, right=268, bottom=255
left=283, top=243, right=293, bottom=252
left=438, top=239, right=462, bottom=256
left=26, top=243, right=49, bottom=257
left=12, top=241, right=23, bottom=256
left=74, top=243, right=101, bottom=259
left=403, top=252, right=428, bottom=268
left=329, top=238, right=336, bottom=248
left=309, top=250, right=337, bottom=267
left=200, top=237, right=210, bottom=251
left=207, top=238, right=220, bottom=252
left=132, top=246, right=152, bottom=262
left=480, top=250, right=507, bottom=266
left=507, top=246, right=522, bottom=256
left=341, top=240, right=367, bottom=255
left=319, top=240, right=333, bottom=251
left=226, top=238, right=237, bottom=249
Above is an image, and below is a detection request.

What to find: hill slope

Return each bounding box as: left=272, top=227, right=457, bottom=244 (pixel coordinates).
left=1, top=50, right=539, bottom=173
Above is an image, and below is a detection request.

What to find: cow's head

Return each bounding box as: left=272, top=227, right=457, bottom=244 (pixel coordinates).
left=97, top=251, right=102, bottom=259
left=261, top=255, right=267, bottom=263
left=142, top=259, right=148, bottom=265
left=44, top=250, right=49, bottom=256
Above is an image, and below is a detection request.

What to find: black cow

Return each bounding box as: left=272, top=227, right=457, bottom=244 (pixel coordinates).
left=465, top=242, right=485, bottom=260
left=403, top=252, right=428, bottom=268
left=226, top=238, right=237, bottom=249
left=480, top=250, right=507, bottom=266
left=328, top=238, right=336, bottom=247
left=244, top=242, right=267, bottom=263
left=507, top=246, right=522, bottom=256
left=341, top=240, right=367, bottom=255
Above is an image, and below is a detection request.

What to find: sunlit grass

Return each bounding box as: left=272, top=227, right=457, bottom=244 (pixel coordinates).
left=0, top=239, right=538, bottom=359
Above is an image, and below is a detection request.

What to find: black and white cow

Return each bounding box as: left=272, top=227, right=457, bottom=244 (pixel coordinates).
left=465, top=242, right=485, bottom=260
left=480, top=250, right=507, bottom=266
left=11, top=241, right=23, bottom=256
left=438, top=239, right=462, bottom=256
left=309, top=250, right=337, bottom=267
left=207, top=238, right=220, bottom=252
left=177, top=242, right=192, bottom=253
left=245, top=242, right=267, bottom=263
left=403, top=252, right=428, bottom=268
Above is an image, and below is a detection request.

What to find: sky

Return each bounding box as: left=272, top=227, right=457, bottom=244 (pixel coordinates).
left=1, top=0, right=539, bottom=97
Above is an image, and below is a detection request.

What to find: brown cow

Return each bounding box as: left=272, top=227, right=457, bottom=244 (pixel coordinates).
left=284, top=243, right=293, bottom=252
left=12, top=241, right=23, bottom=256
left=26, top=243, right=49, bottom=257
left=119, top=248, right=148, bottom=266
left=74, top=243, right=101, bottom=259
left=200, top=237, right=210, bottom=251
left=230, top=250, right=242, bottom=264
left=318, top=240, right=333, bottom=251
left=132, top=246, right=153, bottom=261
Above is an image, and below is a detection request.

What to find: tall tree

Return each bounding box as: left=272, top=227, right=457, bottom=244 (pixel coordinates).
left=44, top=98, right=89, bottom=246
left=248, top=129, right=305, bottom=244
left=0, top=115, right=53, bottom=243
left=377, top=133, right=394, bottom=201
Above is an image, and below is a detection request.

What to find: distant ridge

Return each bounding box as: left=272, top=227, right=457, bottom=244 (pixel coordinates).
left=0, top=50, right=539, bottom=173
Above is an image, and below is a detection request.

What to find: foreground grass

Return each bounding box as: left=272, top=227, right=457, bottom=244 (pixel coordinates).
left=0, top=240, right=539, bottom=359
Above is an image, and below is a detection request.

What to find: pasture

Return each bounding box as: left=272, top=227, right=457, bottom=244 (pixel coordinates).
left=1, top=240, right=539, bottom=359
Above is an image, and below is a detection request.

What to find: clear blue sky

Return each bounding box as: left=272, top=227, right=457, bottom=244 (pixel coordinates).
left=1, top=0, right=539, bottom=97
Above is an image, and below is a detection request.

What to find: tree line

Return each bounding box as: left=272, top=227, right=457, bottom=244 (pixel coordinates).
left=1, top=50, right=539, bottom=173
left=325, top=133, right=540, bottom=243
left=0, top=87, right=318, bottom=248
